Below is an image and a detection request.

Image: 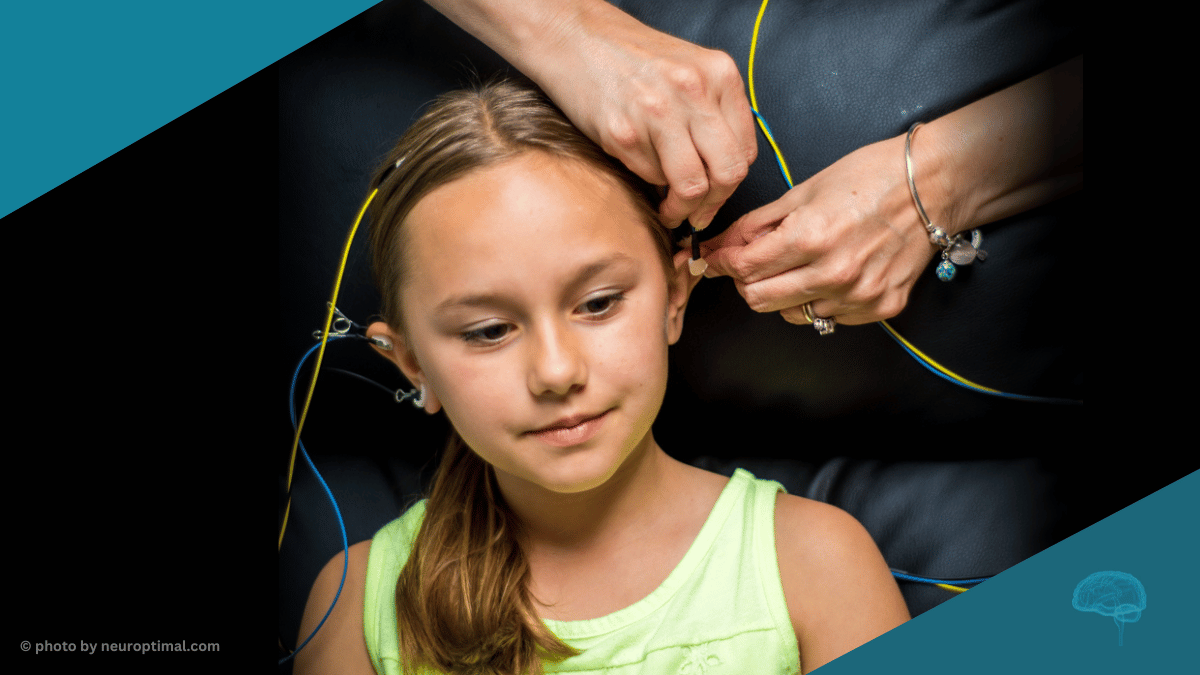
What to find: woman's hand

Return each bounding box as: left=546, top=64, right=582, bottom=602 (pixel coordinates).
left=424, top=0, right=758, bottom=232
left=535, top=3, right=758, bottom=232
left=702, top=133, right=938, bottom=326
left=703, top=55, right=1082, bottom=328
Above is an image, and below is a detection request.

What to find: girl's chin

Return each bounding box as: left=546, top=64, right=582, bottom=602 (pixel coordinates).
left=541, top=448, right=660, bottom=496
left=499, top=451, right=631, bottom=496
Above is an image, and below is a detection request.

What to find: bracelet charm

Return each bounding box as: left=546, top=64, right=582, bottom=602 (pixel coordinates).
left=905, top=122, right=987, bottom=281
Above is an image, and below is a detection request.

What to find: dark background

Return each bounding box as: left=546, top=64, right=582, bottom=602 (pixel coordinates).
left=4, top=0, right=1190, bottom=671
left=8, top=50, right=277, bottom=669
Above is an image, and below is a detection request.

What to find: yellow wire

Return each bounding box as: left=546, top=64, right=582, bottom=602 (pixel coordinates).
left=279, top=188, right=379, bottom=551
left=878, top=320, right=1002, bottom=393
left=748, top=0, right=794, bottom=188
left=749, top=2, right=1004, bottom=595
left=747, top=0, right=991, bottom=398
left=748, top=0, right=766, bottom=112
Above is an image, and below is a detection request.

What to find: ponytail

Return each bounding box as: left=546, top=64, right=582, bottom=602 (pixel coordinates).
left=396, top=433, right=579, bottom=674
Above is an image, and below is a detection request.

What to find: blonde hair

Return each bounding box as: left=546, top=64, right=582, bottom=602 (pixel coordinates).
left=367, top=79, right=669, bottom=674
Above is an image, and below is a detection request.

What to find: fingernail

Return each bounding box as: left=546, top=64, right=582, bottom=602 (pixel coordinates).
left=688, top=258, right=708, bottom=276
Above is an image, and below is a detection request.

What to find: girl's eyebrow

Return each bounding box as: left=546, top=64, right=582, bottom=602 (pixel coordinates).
left=433, top=252, right=639, bottom=313
left=561, top=252, right=640, bottom=298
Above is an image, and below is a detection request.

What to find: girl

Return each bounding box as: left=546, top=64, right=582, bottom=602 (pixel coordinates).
left=295, top=80, right=909, bottom=675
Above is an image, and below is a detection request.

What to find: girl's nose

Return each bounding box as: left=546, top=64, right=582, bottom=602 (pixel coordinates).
left=527, top=321, right=587, bottom=397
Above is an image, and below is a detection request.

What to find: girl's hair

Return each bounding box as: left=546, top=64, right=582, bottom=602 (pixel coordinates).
left=366, top=79, right=669, bottom=675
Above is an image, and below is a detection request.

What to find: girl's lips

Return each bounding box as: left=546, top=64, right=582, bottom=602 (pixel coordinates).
left=527, top=410, right=610, bottom=448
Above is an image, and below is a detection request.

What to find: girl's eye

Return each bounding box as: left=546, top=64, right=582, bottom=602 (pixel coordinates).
left=461, top=323, right=511, bottom=345
left=579, top=292, right=625, bottom=319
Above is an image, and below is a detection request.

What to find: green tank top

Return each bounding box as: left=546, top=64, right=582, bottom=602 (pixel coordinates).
left=363, top=468, right=800, bottom=674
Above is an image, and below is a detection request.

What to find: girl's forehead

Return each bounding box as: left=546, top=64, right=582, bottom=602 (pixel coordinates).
left=411, top=151, right=623, bottom=225
left=402, top=153, right=658, bottom=288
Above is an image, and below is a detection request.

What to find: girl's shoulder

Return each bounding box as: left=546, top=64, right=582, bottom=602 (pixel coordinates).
left=292, top=539, right=376, bottom=675
left=773, top=493, right=910, bottom=671
left=293, top=504, right=426, bottom=675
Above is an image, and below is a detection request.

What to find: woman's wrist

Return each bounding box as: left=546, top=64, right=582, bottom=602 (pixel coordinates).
left=422, top=0, right=588, bottom=76
left=513, top=0, right=650, bottom=91
left=906, top=56, right=1083, bottom=238
left=901, top=117, right=972, bottom=241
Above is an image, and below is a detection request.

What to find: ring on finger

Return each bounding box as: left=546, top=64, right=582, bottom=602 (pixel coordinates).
left=801, top=302, right=816, bottom=324
left=812, top=316, right=836, bottom=335
left=800, top=302, right=835, bottom=335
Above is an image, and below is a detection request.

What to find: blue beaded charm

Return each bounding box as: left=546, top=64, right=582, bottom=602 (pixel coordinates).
left=936, top=259, right=956, bottom=281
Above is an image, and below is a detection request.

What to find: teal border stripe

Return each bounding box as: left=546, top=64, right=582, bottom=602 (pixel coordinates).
left=0, top=1, right=378, bottom=219
left=828, top=470, right=1199, bottom=674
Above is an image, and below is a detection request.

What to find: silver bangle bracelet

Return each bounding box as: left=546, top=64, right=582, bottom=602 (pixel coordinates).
left=904, top=122, right=987, bottom=281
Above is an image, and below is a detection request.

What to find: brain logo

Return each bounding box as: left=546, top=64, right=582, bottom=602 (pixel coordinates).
left=1071, top=571, right=1146, bottom=646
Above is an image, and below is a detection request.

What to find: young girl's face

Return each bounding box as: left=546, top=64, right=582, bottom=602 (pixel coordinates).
left=378, top=151, right=690, bottom=495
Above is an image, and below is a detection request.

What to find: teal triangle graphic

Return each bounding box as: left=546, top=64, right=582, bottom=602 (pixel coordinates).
left=0, top=1, right=378, bottom=219
left=820, top=470, right=1199, bottom=674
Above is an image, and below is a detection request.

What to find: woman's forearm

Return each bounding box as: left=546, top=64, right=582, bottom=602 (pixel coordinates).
left=914, top=55, right=1084, bottom=236
left=421, top=0, right=593, bottom=79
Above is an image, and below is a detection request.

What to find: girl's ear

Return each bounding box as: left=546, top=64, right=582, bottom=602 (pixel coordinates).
left=665, top=248, right=704, bottom=345
left=365, top=321, right=441, bottom=414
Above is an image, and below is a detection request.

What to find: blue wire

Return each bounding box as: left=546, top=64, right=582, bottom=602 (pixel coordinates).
left=879, top=328, right=1082, bottom=404
left=289, top=336, right=349, bottom=428
left=751, top=110, right=794, bottom=189
left=280, top=337, right=351, bottom=665
left=891, top=571, right=990, bottom=586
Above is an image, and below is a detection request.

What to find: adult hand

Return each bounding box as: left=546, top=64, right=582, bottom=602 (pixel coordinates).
left=702, top=133, right=937, bottom=326
left=702, top=56, right=1083, bottom=328
left=537, top=4, right=758, bottom=231
left=425, top=0, right=758, bottom=231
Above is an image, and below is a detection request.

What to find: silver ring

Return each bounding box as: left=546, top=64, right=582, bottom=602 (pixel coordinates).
left=812, top=317, right=836, bottom=335
left=801, top=303, right=816, bottom=324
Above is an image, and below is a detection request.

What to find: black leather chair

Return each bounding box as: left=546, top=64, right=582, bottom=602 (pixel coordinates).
left=277, top=0, right=1112, bottom=667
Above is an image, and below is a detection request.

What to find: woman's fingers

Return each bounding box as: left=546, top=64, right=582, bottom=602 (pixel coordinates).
left=700, top=133, right=940, bottom=326
left=426, top=1, right=760, bottom=234
left=651, top=54, right=756, bottom=230
left=654, top=126, right=713, bottom=230
left=703, top=195, right=814, bottom=285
